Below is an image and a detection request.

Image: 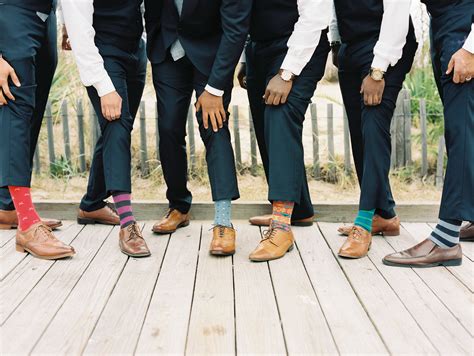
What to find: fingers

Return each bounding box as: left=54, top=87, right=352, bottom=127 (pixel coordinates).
left=446, top=57, right=455, bottom=75
left=10, top=69, right=20, bottom=87
left=1, top=81, right=15, bottom=101
left=0, top=91, right=7, bottom=106
left=195, top=100, right=202, bottom=112
left=209, top=111, right=218, bottom=132
left=202, top=109, right=209, bottom=130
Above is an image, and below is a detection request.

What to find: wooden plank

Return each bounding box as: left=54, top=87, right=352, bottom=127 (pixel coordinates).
left=327, top=103, right=336, bottom=182
left=310, top=103, right=320, bottom=179
left=394, top=91, right=406, bottom=167
left=0, top=230, right=16, bottom=248
left=435, top=136, right=445, bottom=188
left=388, top=224, right=473, bottom=334
left=46, top=103, right=56, bottom=170
left=233, top=223, right=286, bottom=355
left=403, top=223, right=474, bottom=293
left=368, top=232, right=472, bottom=354
left=136, top=222, right=201, bottom=354
left=61, top=100, right=71, bottom=163
left=420, top=99, right=428, bottom=177
left=232, top=105, right=242, bottom=171
left=84, top=224, right=169, bottom=355
left=296, top=225, right=388, bottom=354
left=0, top=223, right=81, bottom=324
left=318, top=223, right=437, bottom=354
left=269, top=231, right=338, bottom=355
left=1, top=224, right=114, bottom=354
left=76, top=99, right=86, bottom=172
left=139, top=102, right=149, bottom=176
left=186, top=222, right=235, bottom=355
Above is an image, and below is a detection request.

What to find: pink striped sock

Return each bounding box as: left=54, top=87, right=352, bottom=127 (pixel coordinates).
left=112, top=192, right=136, bottom=228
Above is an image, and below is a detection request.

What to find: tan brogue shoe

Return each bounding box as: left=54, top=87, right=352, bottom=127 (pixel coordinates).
left=16, top=222, right=75, bottom=260
left=119, top=222, right=151, bottom=257
left=460, top=222, right=474, bottom=241
left=210, top=225, right=236, bottom=256
left=338, top=226, right=372, bottom=259
left=249, top=214, right=314, bottom=227
left=0, top=209, right=62, bottom=230
left=383, top=238, right=462, bottom=268
left=152, top=209, right=190, bottom=234
left=249, top=227, right=294, bottom=262
left=77, top=203, right=120, bottom=225
left=338, top=215, right=400, bottom=237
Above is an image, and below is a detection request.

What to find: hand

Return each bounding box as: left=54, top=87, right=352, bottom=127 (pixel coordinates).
left=263, top=73, right=293, bottom=105
left=237, top=63, right=247, bottom=89
left=0, top=57, right=21, bottom=106
left=196, top=90, right=226, bottom=132
left=61, top=25, right=72, bottom=51
left=446, top=48, right=474, bottom=84
left=331, top=43, right=341, bottom=68
left=100, top=91, right=122, bottom=121
left=360, top=75, right=385, bottom=106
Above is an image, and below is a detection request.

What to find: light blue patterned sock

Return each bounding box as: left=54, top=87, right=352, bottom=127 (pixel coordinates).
left=214, top=200, right=232, bottom=227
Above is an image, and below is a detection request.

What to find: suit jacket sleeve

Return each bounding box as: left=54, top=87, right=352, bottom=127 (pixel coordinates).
left=143, top=0, right=162, bottom=59
left=207, top=0, right=252, bottom=91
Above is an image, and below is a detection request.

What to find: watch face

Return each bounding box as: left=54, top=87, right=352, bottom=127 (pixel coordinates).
left=281, top=70, right=292, bottom=81
left=371, top=70, right=384, bottom=81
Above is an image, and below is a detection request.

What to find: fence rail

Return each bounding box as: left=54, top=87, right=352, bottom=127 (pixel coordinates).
left=34, top=89, right=446, bottom=187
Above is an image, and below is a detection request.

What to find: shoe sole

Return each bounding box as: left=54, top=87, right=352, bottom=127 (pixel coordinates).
left=382, top=258, right=463, bottom=268
left=16, top=244, right=75, bottom=260
left=250, top=220, right=314, bottom=227
left=120, top=249, right=151, bottom=258
left=210, top=250, right=235, bottom=256
left=249, top=244, right=294, bottom=262
left=460, top=237, right=474, bottom=242
left=77, top=217, right=118, bottom=226
left=152, top=220, right=190, bottom=234
left=338, top=230, right=400, bottom=237
left=338, top=242, right=372, bottom=259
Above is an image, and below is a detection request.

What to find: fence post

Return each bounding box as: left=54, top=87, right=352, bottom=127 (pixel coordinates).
left=46, top=102, right=56, bottom=172
left=89, top=102, right=98, bottom=158
left=76, top=99, right=86, bottom=172
left=327, top=103, right=336, bottom=182
left=395, top=90, right=406, bottom=167
left=139, top=101, right=149, bottom=176
left=232, top=105, right=242, bottom=171
left=187, top=104, right=196, bottom=174
left=403, top=97, right=412, bottom=166
left=154, top=103, right=160, bottom=162
left=420, top=99, right=428, bottom=177
left=61, top=100, right=71, bottom=164
left=248, top=107, right=258, bottom=176
left=343, top=106, right=352, bottom=175
left=310, top=103, right=320, bottom=179
left=33, top=145, right=41, bottom=175
left=436, top=136, right=445, bottom=189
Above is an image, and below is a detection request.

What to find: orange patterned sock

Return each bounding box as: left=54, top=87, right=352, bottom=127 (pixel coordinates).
left=271, top=201, right=294, bottom=231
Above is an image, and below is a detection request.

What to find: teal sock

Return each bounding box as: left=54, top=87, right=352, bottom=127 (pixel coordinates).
left=214, top=200, right=232, bottom=227
left=354, top=209, right=376, bottom=232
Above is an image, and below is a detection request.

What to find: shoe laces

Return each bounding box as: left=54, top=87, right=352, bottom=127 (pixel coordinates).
left=163, top=209, right=174, bottom=219
left=210, top=225, right=232, bottom=238
left=34, top=224, right=55, bottom=243
left=126, top=223, right=143, bottom=241
left=350, top=226, right=364, bottom=241
left=261, top=227, right=279, bottom=246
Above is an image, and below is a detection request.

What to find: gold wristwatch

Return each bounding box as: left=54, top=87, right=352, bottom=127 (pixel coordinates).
left=369, top=68, right=385, bottom=81
left=279, top=69, right=296, bottom=82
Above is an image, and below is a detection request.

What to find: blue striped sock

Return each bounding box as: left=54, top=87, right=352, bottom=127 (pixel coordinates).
left=354, top=209, right=376, bottom=232
left=430, top=219, right=461, bottom=248
left=214, top=200, right=232, bottom=227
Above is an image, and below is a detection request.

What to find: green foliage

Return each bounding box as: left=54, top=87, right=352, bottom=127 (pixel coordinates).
left=50, top=156, right=75, bottom=178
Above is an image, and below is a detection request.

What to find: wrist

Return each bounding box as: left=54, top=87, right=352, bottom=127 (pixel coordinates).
left=279, top=69, right=296, bottom=82
left=369, top=68, right=385, bottom=81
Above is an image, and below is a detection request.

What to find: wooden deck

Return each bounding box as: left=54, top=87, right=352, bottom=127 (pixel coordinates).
left=1, top=221, right=473, bottom=355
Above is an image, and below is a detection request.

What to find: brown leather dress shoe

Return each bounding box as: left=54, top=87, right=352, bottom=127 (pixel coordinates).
left=210, top=225, right=236, bottom=256
left=119, top=222, right=151, bottom=257
left=16, top=222, right=75, bottom=260
left=338, top=215, right=400, bottom=237
left=249, top=227, right=294, bottom=262
left=383, top=238, right=462, bottom=268
left=152, top=209, right=190, bottom=234
left=0, top=209, right=63, bottom=230
left=338, top=226, right=372, bottom=259
left=249, top=214, right=314, bottom=227
left=460, top=222, right=474, bottom=241
left=77, top=203, right=120, bottom=225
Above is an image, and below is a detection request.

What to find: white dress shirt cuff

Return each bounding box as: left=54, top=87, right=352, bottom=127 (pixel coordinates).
left=94, top=76, right=116, bottom=97
left=280, top=55, right=305, bottom=76
left=205, top=84, right=224, bottom=97
left=371, top=55, right=391, bottom=73
left=463, top=26, right=474, bottom=54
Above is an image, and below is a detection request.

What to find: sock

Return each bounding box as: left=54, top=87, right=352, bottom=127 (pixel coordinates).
left=354, top=209, right=376, bottom=233
left=430, top=219, right=461, bottom=248
left=271, top=201, right=294, bottom=232
left=214, top=200, right=232, bottom=227
left=112, top=192, right=136, bottom=229
left=8, top=186, right=41, bottom=231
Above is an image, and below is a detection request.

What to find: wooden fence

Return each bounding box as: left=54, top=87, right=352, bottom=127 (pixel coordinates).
left=33, top=89, right=446, bottom=187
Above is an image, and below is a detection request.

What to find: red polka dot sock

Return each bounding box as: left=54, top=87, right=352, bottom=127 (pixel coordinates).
left=8, top=186, right=41, bottom=231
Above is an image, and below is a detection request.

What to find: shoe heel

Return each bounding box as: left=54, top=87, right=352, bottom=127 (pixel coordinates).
left=0, top=223, right=13, bottom=230
left=443, top=258, right=462, bottom=267
left=16, top=244, right=26, bottom=253
left=77, top=217, right=95, bottom=225
left=288, top=244, right=294, bottom=252
left=383, top=229, right=400, bottom=237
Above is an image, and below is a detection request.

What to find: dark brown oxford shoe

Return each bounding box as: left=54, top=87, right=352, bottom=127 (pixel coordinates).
left=119, top=222, right=151, bottom=258
left=249, top=214, right=314, bottom=227
left=338, top=215, right=400, bottom=237
left=383, top=238, right=462, bottom=268
left=152, top=209, right=190, bottom=234
left=460, top=222, right=474, bottom=241
left=77, top=203, right=120, bottom=225
left=0, top=209, right=63, bottom=230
